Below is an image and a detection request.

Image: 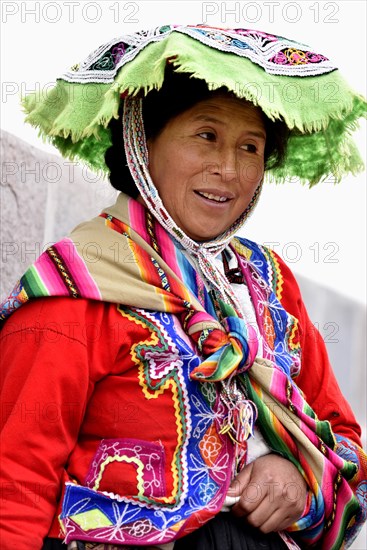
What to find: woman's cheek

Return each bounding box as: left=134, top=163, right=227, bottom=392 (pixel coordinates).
left=241, top=159, right=264, bottom=185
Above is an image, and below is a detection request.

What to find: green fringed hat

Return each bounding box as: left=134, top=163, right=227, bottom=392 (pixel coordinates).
left=22, top=24, right=366, bottom=187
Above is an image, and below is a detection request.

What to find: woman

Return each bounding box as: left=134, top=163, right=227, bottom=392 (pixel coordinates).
left=0, top=25, right=366, bottom=550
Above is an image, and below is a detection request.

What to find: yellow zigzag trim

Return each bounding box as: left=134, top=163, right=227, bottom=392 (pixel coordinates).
left=262, top=250, right=300, bottom=350
left=289, top=316, right=301, bottom=351
left=118, top=307, right=184, bottom=505
left=267, top=248, right=284, bottom=302
left=93, top=455, right=145, bottom=496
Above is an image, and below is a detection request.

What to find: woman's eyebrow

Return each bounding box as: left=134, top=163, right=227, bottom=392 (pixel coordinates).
left=244, top=130, right=266, bottom=140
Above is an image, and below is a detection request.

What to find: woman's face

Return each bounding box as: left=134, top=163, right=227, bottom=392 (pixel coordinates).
left=147, top=95, right=266, bottom=242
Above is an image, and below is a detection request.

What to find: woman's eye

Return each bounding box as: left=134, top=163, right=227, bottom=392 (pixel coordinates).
left=198, top=131, right=216, bottom=141
left=241, top=143, right=258, bottom=153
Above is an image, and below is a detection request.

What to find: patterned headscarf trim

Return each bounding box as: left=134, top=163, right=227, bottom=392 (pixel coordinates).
left=122, top=96, right=263, bottom=315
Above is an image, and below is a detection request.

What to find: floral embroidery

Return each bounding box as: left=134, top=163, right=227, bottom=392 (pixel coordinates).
left=199, top=424, right=222, bottom=467
left=270, top=48, right=329, bottom=66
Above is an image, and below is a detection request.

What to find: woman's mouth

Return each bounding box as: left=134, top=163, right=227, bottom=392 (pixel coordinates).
left=195, top=191, right=231, bottom=203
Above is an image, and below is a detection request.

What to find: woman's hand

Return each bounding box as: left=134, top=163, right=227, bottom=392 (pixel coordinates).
left=226, top=454, right=307, bottom=533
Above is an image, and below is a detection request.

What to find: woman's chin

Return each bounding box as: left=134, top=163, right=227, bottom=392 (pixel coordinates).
left=186, top=226, right=227, bottom=243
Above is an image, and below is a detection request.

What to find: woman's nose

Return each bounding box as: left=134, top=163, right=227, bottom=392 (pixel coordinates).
left=204, top=147, right=239, bottom=183
left=218, top=147, right=239, bottom=183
